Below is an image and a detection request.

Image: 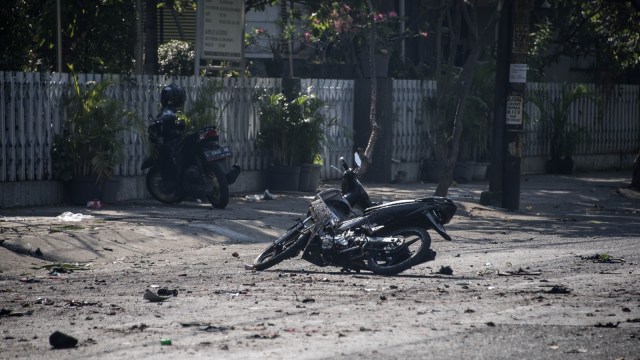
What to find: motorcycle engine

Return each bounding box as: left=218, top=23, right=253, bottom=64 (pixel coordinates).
left=183, top=165, right=211, bottom=197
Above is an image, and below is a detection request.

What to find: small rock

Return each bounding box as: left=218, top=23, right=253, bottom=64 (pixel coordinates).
left=49, top=331, right=78, bottom=349
left=157, top=288, right=178, bottom=297
left=436, top=265, right=454, bottom=275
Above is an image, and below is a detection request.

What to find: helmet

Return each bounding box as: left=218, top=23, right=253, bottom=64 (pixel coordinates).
left=160, top=83, right=186, bottom=108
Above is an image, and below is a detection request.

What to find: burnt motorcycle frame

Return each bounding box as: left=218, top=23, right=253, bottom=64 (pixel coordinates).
left=253, top=154, right=457, bottom=275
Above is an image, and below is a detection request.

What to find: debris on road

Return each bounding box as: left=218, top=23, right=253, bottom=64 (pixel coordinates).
left=49, top=331, right=78, bottom=349
left=143, top=289, right=172, bottom=302
left=436, top=265, right=454, bottom=275
left=56, top=212, right=93, bottom=222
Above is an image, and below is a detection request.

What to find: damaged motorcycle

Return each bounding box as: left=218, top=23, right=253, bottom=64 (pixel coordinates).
left=253, top=153, right=457, bottom=275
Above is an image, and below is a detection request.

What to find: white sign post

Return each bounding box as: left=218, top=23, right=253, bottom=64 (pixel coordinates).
left=195, top=0, right=245, bottom=76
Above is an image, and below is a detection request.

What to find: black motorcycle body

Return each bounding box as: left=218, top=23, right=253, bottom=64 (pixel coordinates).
left=253, top=154, right=456, bottom=275
left=142, top=115, right=240, bottom=209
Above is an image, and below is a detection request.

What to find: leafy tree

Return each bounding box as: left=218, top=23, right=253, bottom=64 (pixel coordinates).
left=529, top=0, right=640, bottom=83
left=0, top=0, right=37, bottom=71
left=528, top=0, right=640, bottom=188
left=1, top=0, right=137, bottom=73
left=427, top=0, right=500, bottom=196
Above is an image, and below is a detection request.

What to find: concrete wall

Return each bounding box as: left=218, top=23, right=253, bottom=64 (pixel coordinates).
left=0, top=170, right=267, bottom=209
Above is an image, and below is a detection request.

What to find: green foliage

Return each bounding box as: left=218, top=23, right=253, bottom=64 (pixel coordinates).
left=528, top=83, right=598, bottom=160
left=158, top=40, right=195, bottom=76
left=183, top=79, right=224, bottom=131
left=3, top=0, right=137, bottom=73
left=255, top=91, right=331, bottom=166
left=459, top=57, right=495, bottom=161
left=0, top=0, right=36, bottom=71
left=529, top=0, right=640, bottom=82
left=51, top=76, right=141, bottom=184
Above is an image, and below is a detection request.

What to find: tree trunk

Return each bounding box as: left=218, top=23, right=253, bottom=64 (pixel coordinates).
left=431, top=1, right=500, bottom=197
left=632, top=149, right=640, bottom=190
left=358, top=0, right=380, bottom=175
left=143, top=0, right=158, bottom=74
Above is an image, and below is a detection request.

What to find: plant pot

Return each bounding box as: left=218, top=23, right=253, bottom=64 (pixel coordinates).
left=299, top=164, right=322, bottom=192
left=545, top=158, right=574, bottom=175
left=420, top=159, right=440, bottom=183
left=473, top=162, right=489, bottom=181
left=64, top=176, right=103, bottom=206
left=102, top=178, right=120, bottom=203
left=266, top=165, right=301, bottom=192
left=454, top=161, right=476, bottom=183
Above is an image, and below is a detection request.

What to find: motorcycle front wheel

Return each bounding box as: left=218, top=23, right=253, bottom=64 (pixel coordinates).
left=145, top=166, right=185, bottom=204
left=206, top=162, right=229, bottom=209
left=367, top=227, right=432, bottom=275
left=253, top=219, right=312, bottom=271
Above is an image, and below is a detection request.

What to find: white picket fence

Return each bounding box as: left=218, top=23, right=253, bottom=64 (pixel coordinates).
left=1, top=71, right=639, bottom=184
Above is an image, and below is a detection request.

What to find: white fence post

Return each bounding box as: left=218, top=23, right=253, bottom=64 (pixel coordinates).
left=1, top=73, right=639, bottom=184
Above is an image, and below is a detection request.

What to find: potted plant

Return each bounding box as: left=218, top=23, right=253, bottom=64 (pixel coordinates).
left=528, top=83, right=596, bottom=175
left=51, top=75, right=141, bottom=205
left=255, top=89, right=329, bottom=191
left=461, top=58, right=495, bottom=181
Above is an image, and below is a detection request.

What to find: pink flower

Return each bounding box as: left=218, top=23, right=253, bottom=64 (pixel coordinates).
left=304, top=32, right=311, bottom=42
left=420, top=31, right=429, bottom=38
left=373, top=13, right=386, bottom=22
left=388, top=11, right=398, bottom=18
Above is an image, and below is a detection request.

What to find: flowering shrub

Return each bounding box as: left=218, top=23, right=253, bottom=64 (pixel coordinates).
left=370, top=11, right=428, bottom=55
left=302, top=3, right=428, bottom=62
left=245, top=27, right=288, bottom=59
left=303, top=4, right=357, bottom=63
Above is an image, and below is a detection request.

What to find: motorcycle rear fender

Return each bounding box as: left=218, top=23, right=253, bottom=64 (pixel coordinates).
left=425, top=211, right=452, bottom=241
left=362, top=200, right=454, bottom=240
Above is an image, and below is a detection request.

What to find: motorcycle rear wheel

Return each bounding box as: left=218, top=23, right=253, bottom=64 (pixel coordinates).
left=145, top=166, right=185, bottom=204
left=206, top=162, right=229, bottom=209
left=253, top=220, right=312, bottom=271
left=367, top=227, right=432, bottom=275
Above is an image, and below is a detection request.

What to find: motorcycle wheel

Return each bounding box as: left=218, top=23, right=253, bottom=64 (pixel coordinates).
left=207, top=162, right=229, bottom=209
left=367, top=227, right=432, bottom=276
left=253, top=220, right=312, bottom=271
left=145, top=166, right=185, bottom=204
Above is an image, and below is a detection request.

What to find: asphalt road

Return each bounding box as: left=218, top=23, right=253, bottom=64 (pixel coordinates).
left=1, top=172, right=639, bottom=359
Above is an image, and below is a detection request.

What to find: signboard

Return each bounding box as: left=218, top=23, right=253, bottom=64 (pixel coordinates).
left=509, top=63, right=527, bottom=83
left=506, top=94, right=523, bottom=125
left=512, top=24, right=529, bottom=54
left=201, top=0, right=245, bottom=61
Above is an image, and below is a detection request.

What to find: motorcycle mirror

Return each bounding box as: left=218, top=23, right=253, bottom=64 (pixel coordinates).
left=354, top=152, right=362, bottom=167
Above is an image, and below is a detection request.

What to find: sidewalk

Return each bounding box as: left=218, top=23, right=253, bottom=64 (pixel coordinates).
left=1, top=171, right=638, bottom=269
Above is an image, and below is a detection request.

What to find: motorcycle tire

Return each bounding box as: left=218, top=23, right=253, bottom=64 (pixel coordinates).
left=253, top=220, right=312, bottom=271
left=207, top=162, right=229, bottom=209
left=367, top=227, right=432, bottom=276
left=145, top=166, right=185, bottom=204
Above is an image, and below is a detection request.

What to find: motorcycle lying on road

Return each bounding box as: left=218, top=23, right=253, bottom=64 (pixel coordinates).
left=142, top=114, right=241, bottom=209
left=253, top=154, right=457, bottom=275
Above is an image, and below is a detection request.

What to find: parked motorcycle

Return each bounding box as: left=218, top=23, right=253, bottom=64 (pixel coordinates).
left=253, top=153, right=457, bottom=275
left=142, top=116, right=240, bottom=209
